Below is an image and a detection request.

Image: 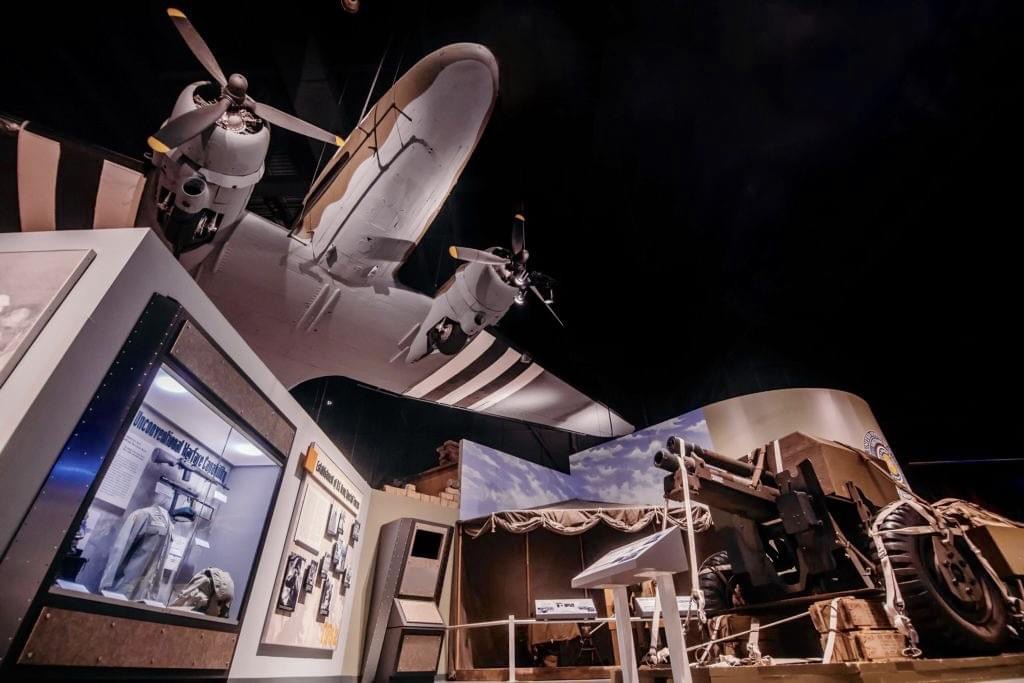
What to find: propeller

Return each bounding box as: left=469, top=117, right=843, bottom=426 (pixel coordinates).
left=448, top=212, right=565, bottom=327
left=447, top=246, right=509, bottom=266
left=148, top=8, right=345, bottom=153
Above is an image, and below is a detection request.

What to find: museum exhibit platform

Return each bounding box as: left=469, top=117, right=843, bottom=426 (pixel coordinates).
left=2, top=3, right=1023, bottom=679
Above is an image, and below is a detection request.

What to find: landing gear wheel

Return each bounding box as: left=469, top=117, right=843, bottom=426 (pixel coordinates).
left=428, top=319, right=468, bottom=356
left=877, top=506, right=1009, bottom=655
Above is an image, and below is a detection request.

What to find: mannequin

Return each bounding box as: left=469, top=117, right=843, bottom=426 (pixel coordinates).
left=99, top=491, right=195, bottom=602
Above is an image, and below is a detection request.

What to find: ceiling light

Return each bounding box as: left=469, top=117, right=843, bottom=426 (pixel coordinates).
left=234, top=442, right=262, bottom=456
left=154, top=374, right=188, bottom=394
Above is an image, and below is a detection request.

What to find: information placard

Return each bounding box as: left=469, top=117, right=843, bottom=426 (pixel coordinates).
left=261, top=443, right=362, bottom=652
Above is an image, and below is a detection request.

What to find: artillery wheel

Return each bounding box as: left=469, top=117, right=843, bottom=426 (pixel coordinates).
left=877, top=505, right=1009, bottom=655
left=699, top=550, right=743, bottom=611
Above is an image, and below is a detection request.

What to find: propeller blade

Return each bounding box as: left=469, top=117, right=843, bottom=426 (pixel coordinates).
left=249, top=100, right=345, bottom=147
left=448, top=246, right=510, bottom=266
left=530, top=285, right=565, bottom=328
left=167, top=8, right=227, bottom=86
left=528, top=271, right=556, bottom=288
left=148, top=98, right=230, bottom=152
left=511, top=212, right=526, bottom=256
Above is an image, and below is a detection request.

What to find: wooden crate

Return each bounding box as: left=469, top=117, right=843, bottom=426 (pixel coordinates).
left=810, top=597, right=907, bottom=662
left=809, top=597, right=891, bottom=633
left=820, top=629, right=908, bottom=662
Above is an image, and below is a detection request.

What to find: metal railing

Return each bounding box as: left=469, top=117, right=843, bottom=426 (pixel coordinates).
left=446, top=608, right=813, bottom=683
left=446, top=613, right=697, bottom=682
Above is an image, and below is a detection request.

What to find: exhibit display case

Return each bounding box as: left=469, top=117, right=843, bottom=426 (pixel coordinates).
left=0, top=229, right=376, bottom=681
left=0, top=292, right=293, bottom=673
left=51, top=364, right=281, bottom=621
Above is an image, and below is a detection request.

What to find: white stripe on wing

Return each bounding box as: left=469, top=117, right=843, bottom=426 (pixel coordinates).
left=436, top=347, right=521, bottom=406
left=404, top=331, right=496, bottom=399
left=468, top=363, right=545, bottom=412
left=16, top=130, right=60, bottom=231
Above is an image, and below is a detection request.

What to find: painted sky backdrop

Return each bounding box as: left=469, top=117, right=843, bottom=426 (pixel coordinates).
left=460, top=408, right=710, bottom=519
left=569, top=408, right=711, bottom=506
left=460, top=439, right=579, bottom=520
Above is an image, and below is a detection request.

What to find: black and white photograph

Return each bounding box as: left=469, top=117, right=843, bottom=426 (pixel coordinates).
left=277, top=553, right=303, bottom=612
left=331, top=540, right=346, bottom=573
left=326, top=504, right=339, bottom=537
left=302, top=560, right=316, bottom=594
left=0, top=250, right=94, bottom=388
left=317, top=576, right=332, bottom=618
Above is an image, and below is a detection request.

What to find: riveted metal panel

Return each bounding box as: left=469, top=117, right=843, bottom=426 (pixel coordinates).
left=169, top=321, right=295, bottom=455
left=19, top=607, right=236, bottom=669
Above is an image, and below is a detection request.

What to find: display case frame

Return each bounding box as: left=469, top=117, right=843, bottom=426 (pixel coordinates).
left=0, top=294, right=295, bottom=676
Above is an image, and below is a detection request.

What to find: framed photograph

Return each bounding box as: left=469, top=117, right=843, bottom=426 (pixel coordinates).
left=335, top=509, right=346, bottom=542
left=318, top=576, right=333, bottom=618
left=277, top=553, right=304, bottom=612
left=303, top=561, right=316, bottom=594
left=326, top=504, right=339, bottom=537
left=0, top=249, right=95, bottom=388
left=331, top=540, right=346, bottom=573
left=319, top=553, right=328, bottom=580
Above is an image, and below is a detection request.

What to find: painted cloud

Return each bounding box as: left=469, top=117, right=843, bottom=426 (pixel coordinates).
left=459, top=407, right=713, bottom=519
left=460, top=440, right=578, bottom=520
left=570, top=408, right=711, bottom=506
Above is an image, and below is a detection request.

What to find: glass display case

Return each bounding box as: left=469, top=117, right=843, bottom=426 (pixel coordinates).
left=51, top=365, right=280, bottom=621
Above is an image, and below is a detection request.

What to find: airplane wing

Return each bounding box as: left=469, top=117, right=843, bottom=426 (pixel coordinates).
left=399, top=328, right=634, bottom=437
left=0, top=55, right=634, bottom=438
left=291, top=43, right=499, bottom=287
left=0, top=117, right=147, bottom=233
left=198, top=210, right=634, bottom=438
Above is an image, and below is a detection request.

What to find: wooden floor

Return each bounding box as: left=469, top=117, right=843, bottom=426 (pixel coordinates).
left=455, top=653, right=1024, bottom=682
left=454, top=665, right=616, bottom=680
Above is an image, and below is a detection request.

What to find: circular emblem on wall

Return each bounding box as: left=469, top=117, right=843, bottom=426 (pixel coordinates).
left=863, top=430, right=905, bottom=486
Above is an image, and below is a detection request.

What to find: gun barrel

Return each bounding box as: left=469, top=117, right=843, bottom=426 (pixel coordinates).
left=654, top=449, right=680, bottom=472
left=657, top=439, right=779, bottom=496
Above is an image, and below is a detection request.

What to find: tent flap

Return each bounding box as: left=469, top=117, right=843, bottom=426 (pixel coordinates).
left=462, top=504, right=712, bottom=539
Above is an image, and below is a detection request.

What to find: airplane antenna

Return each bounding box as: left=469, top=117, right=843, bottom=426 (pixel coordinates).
left=359, top=33, right=393, bottom=122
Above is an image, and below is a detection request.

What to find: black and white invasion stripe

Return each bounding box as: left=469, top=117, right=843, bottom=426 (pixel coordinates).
left=0, top=118, right=146, bottom=233
left=403, top=331, right=545, bottom=411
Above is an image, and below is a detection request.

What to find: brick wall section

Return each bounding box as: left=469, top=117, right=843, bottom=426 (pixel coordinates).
left=382, top=483, right=460, bottom=509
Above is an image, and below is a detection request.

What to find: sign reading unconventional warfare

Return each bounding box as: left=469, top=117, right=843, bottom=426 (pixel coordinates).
left=97, top=406, right=224, bottom=509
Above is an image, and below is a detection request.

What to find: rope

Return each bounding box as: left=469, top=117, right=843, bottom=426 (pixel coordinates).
left=687, top=610, right=811, bottom=653
left=676, top=438, right=707, bottom=624
left=359, top=33, right=393, bottom=123
left=820, top=598, right=841, bottom=663
left=311, top=76, right=350, bottom=183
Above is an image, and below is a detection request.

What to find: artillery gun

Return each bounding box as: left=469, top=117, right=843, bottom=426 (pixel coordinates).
left=654, top=432, right=1024, bottom=656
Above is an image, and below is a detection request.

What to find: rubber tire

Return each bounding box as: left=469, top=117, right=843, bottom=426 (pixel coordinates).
left=877, top=506, right=1010, bottom=655
left=699, top=551, right=733, bottom=611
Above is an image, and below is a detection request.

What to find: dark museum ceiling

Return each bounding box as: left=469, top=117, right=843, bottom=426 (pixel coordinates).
left=2, top=2, right=1022, bottom=505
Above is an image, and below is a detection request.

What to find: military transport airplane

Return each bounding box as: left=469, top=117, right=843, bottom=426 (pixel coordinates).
left=0, top=9, right=632, bottom=437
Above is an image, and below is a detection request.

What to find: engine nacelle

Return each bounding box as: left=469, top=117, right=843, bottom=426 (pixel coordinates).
left=406, top=259, right=520, bottom=362
left=147, top=82, right=269, bottom=263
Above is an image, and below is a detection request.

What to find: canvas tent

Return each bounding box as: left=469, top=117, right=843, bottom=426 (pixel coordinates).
left=449, top=499, right=714, bottom=676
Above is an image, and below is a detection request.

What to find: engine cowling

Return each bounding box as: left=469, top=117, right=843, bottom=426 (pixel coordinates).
left=406, top=259, right=519, bottom=362
left=148, top=82, right=269, bottom=259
